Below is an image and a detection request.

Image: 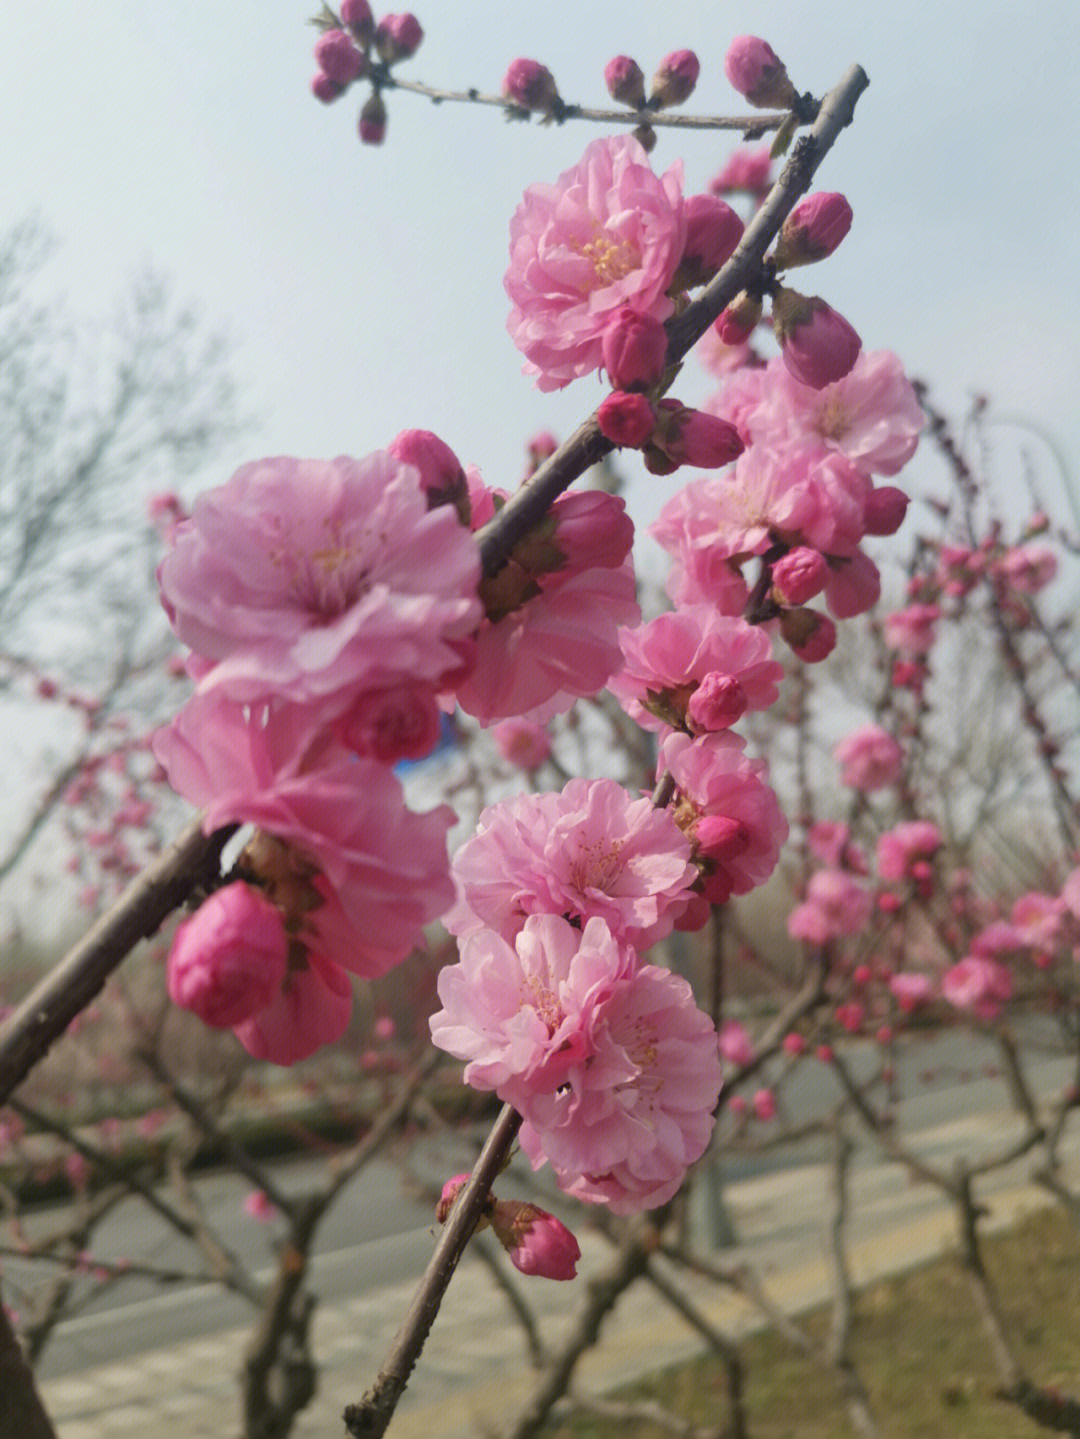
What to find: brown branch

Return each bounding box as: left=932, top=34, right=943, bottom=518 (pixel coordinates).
left=0, top=1283, right=58, bottom=1439
left=0, top=816, right=234, bottom=1104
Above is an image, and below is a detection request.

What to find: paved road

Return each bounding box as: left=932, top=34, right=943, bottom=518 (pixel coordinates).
left=16, top=1028, right=1080, bottom=1437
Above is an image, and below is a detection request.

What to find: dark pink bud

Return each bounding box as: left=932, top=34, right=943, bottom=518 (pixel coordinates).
left=780, top=607, right=837, bottom=662
left=723, top=35, right=798, bottom=109
left=314, top=29, right=367, bottom=86
left=675, top=194, right=744, bottom=288
left=604, top=55, right=646, bottom=109
left=782, top=1032, right=807, bottom=1056
left=653, top=400, right=744, bottom=468
left=502, top=58, right=561, bottom=114
left=597, top=391, right=656, bottom=448
left=687, top=673, right=747, bottom=732
left=772, top=546, right=827, bottom=605
left=388, top=428, right=469, bottom=520
left=490, top=1200, right=580, bottom=1280
left=435, top=1173, right=491, bottom=1228
left=167, top=883, right=287, bottom=1029
left=337, top=682, right=442, bottom=762
left=600, top=307, right=668, bottom=390
left=527, top=431, right=558, bottom=467
left=696, top=814, right=751, bottom=861
left=772, top=289, right=862, bottom=390
left=312, top=72, right=345, bottom=103
left=773, top=193, right=853, bottom=269
left=340, top=0, right=375, bottom=44
left=864, top=485, right=910, bottom=536
left=375, top=13, right=423, bottom=63
left=715, top=290, right=762, bottom=345
left=358, top=90, right=387, bottom=144
left=650, top=49, right=700, bottom=109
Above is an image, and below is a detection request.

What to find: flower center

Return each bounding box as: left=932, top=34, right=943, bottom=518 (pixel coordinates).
left=815, top=392, right=853, bottom=441
left=577, top=231, right=641, bottom=288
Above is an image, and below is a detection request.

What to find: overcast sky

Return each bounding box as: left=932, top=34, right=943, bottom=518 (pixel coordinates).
left=3, top=1, right=1078, bottom=536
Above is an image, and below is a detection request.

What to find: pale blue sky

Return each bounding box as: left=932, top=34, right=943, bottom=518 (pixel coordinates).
left=2, top=2, right=1078, bottom=535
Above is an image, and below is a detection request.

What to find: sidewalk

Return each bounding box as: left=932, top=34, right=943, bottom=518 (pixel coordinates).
left=37, top=1102, right=1079, bottom=1439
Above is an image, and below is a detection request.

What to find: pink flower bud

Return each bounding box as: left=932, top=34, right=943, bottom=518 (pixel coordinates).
left=675, top=195, right=744, bottom=288
left=503, top=58, right=561, bottom=114
left=780, top=607, right=837, bottom=663
left=527, top=431, right=558, bottom=467
left=687, top=672, right=747, bottom=732
left=312, top=72, right=345, bottom=104
left=375, top=13, right=423, bottom=63
left=752, top=1087, right=777, bottom=1122
left=597, top=391, right=656, bottom=448
left=773, top=193, right=853, bottom=268
left=337, top=682, right=442, bottom=762
left=604, top=55, right=646, bottom=109
left=723, top=36, right=798, bottom=109
left=244, top=1191, right=277, bottom=1222
left=435, top=1173, right=491, bottom=1227
left=388, top=428, right=469, bottom=519
left=314, top=30, right=367, bottom=86
left=600, top=307, right=668, bottom=390
left=358, top=90, right=387, bottom=144
left=715, top=290, right=762, bottom=346
left=772, top=289, right=862, bottom=390
left=340, top=0, right=375, bottom=45
left=491, top=718, right=552, bottom=770
left=695, top=814, right=751, bottom=862
left=653, top=400, right=745, bottom=468
left=167, top=883, right=288, bottom=1029
left=650, top=49, right=700, bottom=109
left=864, top=485, right=910, bottom=536
left=772, top=546, right=827, bottom=605
left=782, top=1032, right=806, bottom=1056
left=490, top=1200, right=580, bottom=1280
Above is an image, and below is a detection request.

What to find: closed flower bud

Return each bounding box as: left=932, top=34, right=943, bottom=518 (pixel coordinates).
left=435, top=1173, right=491, bottom=1229
left=340, top=0, right=375, bottom=45
left=724, top=35, right=799, bottom=110
left=314, top=29, right=367, bottom=86
left=715, top=290, right=762, bottom=346
left=674, top=194, right=744, bottom=289
left=780, top=606, right=837, bottom=662
left=503, top=58, right=561, bottom=115
left=388, top=428, right=469, bottom=521
left=597, top=390, right=656, bottom=448
left=772, top=288, right=862, bottom=390
left=167, top=883, right=288, bottom=1029
left=311, top=72, right=345, bottom=104
left=490, top=1200, right=580, bottom=1280
left=772, top=546, right=827, bottom=605
left=653, top=400, right=745, bottom=469
left=604, top=54, right=646, bottom=109
left=695, top=814, right=751, bottom=862
left=649, top=49, right=700, bottom=109
left=773, top=192, right=853, bottom=268
left=600, top=307, right=668, bottom=390
left=375, top=13, right=423, bottom=64
left=864, top=485, right=909, bottom=536
left=358, top=90, right=387, bottom=144
left=687, top=672, right=747, bottom=732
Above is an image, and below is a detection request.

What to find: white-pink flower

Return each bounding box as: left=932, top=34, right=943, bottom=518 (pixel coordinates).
left=505, top=134, right=686, bottom=391
left=608, top=605, right=784, bottom=735
left=519, top=961, right=722, bottom=1213
left=941, top=955, right=1013, bottom=1022
left=158, top=452, right=481, bottom=709
left=429, top=913, right=631, bottom=1107
left=445, top=777, right=697, bottom=952
left=876, top=820, right=943, bottom=881
left=833, top=724, right=903, bottom=792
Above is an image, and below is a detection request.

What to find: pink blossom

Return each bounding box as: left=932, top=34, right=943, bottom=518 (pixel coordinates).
left=446, top=778, right=697, bottom=952
left=609, top=605, right=783, bottom=735
left=650, top=50, right=700, bottom=108
left=823, top=550, right=881, bottom=619
left=773, top=193, right=853, bottom=269
left=709, top=146, right=772, bottom=199
left=1010, top=892, right=1065, bottom=952
left=311, top=72, right=343, bottom=104
left=233, top=951, right=353, bottom=1065
left=453, top=482, right=639, bottom=724
left=519, top=961, right=722, bottom=1213
left=888, top=972, right=934, bottom=1012
left=604, top=55, right=646, bottom=109
left=752, top=1088, right=778, bottom=1121
left=601, top=307, right=668, bottom=390
left=650, top=402, right=745, bottom=470
left=375, top=13, right=423, bottom=62
left=661, top=732, right=787, bottom=904
left=244, top=1191, right=277, bottom=1222
left=723, top=36, right=797, bottom=109
left=876, top=821, right=942, bottom=881
left=167, top=883, right=288, bottom=1028
left=334, top=681, right=442, bottom=762
left=834, top=724, right=903, bottom=792
left=864, top=486, right=910, bottom=535
left=313, top=30, right=366, bottom=86
left=339, top=0, right=374, bottom=43
left=883, top=603, right=940, bottom=657
left=787, top=869, right=872, bottom=944
left=154, top=694, right=456, bottom=976
left=358, top=92, right=387, bottom=144
left=158, top=453, right=481, bottom=710
left=772, top=547, right=827, bottom=605
left=677, top=194, right=744, bottom=287
left=503, top=59, right=561, bottom=115
left=387, top=429, right=468, bottom=516
left=597, top=391, right=656, bottom=448
left=780, top=608, right=836, bottom=662
left=505, top=135, right=686, bottom=391
left=941, top=956, right=1013, bottom=1022
left=489, top=1201, right=580, bottom=1280
left=996, top=545, right=1058, bottom=594
left=718, top=1018, right=754, bottom=1068
left=772, top=291, right=862, bottom=390
left=490, top=718, right=552, bottom=770
left=430, top=914, right=631, bottom=1105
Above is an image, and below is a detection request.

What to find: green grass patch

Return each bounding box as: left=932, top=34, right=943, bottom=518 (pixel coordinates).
left=547, top=1203, right=1080, bottom=1437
